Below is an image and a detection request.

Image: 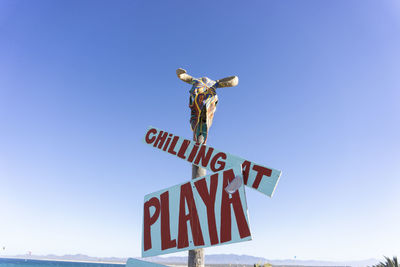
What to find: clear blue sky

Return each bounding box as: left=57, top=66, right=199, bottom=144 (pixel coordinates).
left=1, top=0, right=399, bottom=262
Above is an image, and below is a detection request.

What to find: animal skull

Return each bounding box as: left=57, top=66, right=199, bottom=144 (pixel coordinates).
left=176, top=68, right=238, bottom=143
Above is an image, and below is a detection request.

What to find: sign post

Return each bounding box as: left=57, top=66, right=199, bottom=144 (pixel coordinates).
left=139, top=68, right=282, bottom=267
left=176, top=68, right=240, bottom=267
left=189, top=135, right=206, bottom=267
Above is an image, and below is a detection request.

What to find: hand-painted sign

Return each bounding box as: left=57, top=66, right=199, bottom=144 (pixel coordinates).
left=143, top=127, right=282, bottom=197
left=126, top=258, right=168, bottom=267
left=142, top=167, right=251, bottom=257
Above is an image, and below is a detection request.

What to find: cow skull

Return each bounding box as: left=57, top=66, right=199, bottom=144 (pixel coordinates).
left=176, top=68, right=238, bottom=143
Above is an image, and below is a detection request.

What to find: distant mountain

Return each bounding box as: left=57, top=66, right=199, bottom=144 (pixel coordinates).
left=144, top=254, right=379, bottom=267
left=1, top=253, right=379, bottom=267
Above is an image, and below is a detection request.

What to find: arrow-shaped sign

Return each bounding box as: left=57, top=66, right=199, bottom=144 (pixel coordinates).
left=142, top=167, right=251, bottom=257
left=143, top=127, right=282, bottom=197
left=126, top=258, right=168, bottom=267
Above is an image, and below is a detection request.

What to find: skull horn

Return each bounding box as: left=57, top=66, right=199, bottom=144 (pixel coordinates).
left=176, top=68, right=194, bottom=84
left=216, top=76, right=239, bottom=88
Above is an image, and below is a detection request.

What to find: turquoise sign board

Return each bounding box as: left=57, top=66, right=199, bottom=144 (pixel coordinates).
left=126, top=258, right=167, bottom=267
left=143, top=127, right=282, bottom=197
left=142, top=167, right=251, bottom=257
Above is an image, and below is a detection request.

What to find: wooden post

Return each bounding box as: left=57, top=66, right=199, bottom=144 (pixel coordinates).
left=188, top=134, right=205, bottom=267
left=176, top=68, right=238, bottom=267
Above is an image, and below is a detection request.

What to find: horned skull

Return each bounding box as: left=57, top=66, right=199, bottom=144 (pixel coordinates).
left=176, top=68, right=238, bottom=143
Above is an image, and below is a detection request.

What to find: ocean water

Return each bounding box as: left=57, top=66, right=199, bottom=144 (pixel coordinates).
left=0, top=259, right=125, bottom=267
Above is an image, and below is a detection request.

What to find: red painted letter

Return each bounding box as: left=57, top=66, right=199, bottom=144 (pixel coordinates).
left=145, top=128, right=158, bottom=144
left=162, top=134, right=173, bottom=151
left=194, top=146, right=214, bottom=168
left=160, top=191, right=176, bottom=250
left=177, top=183, right=204, bottom=248
left=210, top=152, right=227, bottom=172
left=187, top=143, right=199, bottom=163
left=177, top=140, right=190, bottom=160
left=167, top=136, right=179, bottom=155
left=194, top=174, right=219, bottom=245
left=143, top=197, right=160, bottom=251
left=220, top=169, right=251, bottom=243
left=241, top=161, right=251, bottom=185
left=153, top=131, right=168, bottom=149
left=252, top=165, right=272, bottom=189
